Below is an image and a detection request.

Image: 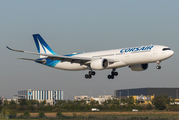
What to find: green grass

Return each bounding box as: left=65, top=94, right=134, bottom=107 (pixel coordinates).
left=0, top=112, right=179, bottom=120
left=0, top=113, right=6, bottom=119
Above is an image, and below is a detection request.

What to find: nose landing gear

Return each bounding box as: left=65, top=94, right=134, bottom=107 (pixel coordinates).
left=156, top=61, right=161, bottom=69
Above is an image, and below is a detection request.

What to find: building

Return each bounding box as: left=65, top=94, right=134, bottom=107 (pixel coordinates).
left=74, top=95, right=90, bottom=101
left=133, top=94, right=155, bottom=104
left=14, top=89, right=63, bottom=105
left=99, top=95, right=113, bottom=99
left=74, top=95, right=114, bottom=104
left=115, top=88, right=179, bottom=99
left=92, top=95, right=113, bottom=104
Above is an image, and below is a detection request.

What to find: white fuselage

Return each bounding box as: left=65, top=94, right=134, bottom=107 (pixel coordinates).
left=52, top=45, right=174, bottom=71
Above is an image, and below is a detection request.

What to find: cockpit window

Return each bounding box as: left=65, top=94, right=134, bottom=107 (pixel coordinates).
left=162, top=48, right=171, bottom=51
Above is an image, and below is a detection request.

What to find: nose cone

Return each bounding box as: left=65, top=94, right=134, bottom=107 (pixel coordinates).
left=167, top=50, right=174, bottom=58
left=170, top=50, right=174, bottom=56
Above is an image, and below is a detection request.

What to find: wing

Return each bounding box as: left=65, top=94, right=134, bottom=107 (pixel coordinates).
left=7, top=46, right=115, bottom=65
left=6, top=46, right=92, bottom=65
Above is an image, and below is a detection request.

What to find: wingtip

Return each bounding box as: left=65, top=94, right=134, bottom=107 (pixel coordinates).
left=6, top=46, right=24, bottom=52
left=6, top=46, right=11, bottom=50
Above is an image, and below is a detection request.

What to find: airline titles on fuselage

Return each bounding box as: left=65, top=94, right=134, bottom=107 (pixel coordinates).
left=120, top=45, right=154, bottom=53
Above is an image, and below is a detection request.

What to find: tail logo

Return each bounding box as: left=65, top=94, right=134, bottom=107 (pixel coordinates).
left=33, top=34, right=57, bottom=58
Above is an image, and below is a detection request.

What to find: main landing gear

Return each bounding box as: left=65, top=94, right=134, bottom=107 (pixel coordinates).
left=108, top=68, right=118, bottom=79
left=156, top=61, right=161, bottom=69
left=85, top=68, right=118, bottom=79
left=85, top=71, right=95, bottom=79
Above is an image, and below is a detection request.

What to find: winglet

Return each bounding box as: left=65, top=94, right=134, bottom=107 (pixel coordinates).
left=6, top=46, right=24, bottom=52
left=6, top=46, right=12, bottom=50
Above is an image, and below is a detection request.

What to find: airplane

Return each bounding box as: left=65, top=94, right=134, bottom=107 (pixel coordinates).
left=7, top=34, right=174, bottom=79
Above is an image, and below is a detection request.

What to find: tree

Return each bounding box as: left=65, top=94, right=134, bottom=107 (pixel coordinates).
left=111, top=99, right=119, bottom=105
left=121, top=98, right=126, bottom=103
left=38, top=112, right=45, bottom=118
left=2, top=108, right=16, bottom=118
left=146, top=103, right=153, bottom=110
left=19, top=99, right=28, bottom=106
left=102, top=100, right=108, bottom=106
left=90, top=100, right=97, bottom=105
left=0, top=106, right=3, bottom=112
left=9, top=100, right=16, bottom=106
left=28, top=100, right=38, bottom=106
left=56, top=100, right=66, bottom=106
left=81, top=100, right=87, bottom=105
left=110, top=104, right=116, bottom=110
left=56, top=111, right=62, bottom=118
left=0, top=99, right=2, bottom=105
left=107, top=99, right=112, bottom=104
left=84, top=104, right=90, bottom=111
left=3, top=99, right=9, bottom=106
left=24, top=111, right=30, bottom=117
left=43, top=105, right=53, bottom=111
left=126, top=96, right=134, bottom=105
left=152, top=95, right=170, bottom=110
left=8, top=100, right=17, bottom=109
left=39, top=100, right=46, bottom=107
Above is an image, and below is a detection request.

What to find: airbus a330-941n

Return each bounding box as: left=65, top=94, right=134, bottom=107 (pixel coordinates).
left=7, top=34, right=174, bottom=79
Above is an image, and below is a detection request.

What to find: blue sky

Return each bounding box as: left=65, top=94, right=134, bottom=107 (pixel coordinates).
left=1, top=0, right=179, bottom=99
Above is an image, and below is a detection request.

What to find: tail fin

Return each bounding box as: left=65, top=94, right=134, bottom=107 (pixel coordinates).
left=33, top=34, right=58, bottom=58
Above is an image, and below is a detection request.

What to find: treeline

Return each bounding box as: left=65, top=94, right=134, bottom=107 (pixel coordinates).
left=0, top=95, right=178, bottom=112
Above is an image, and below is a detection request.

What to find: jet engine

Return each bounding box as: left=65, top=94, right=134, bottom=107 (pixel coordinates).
left=90, top=58, right=109, bottom=70
left=129, top=63, right=148, bottom=71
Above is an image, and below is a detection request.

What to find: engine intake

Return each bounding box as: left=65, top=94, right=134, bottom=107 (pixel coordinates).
left=91, top=58, right=109, bottom=70
left=129, top=63, right=148, bottom=71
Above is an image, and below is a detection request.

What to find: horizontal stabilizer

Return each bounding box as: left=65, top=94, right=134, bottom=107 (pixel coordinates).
left=17, top=58, right=46, bottom=63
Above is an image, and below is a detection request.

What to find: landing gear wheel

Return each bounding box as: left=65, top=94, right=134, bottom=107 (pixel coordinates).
left=85, top=74, right=92, bottom=79
left=111, top=75, right=114, bottom=79
left=156, top=66, right=161, bottom=69
left=108, top=68, right=118, bottom=79
left=85, top=74, right=88, bottom=78
left=108, top=75, right=114, bottom=79
left=86, top=69, right=95, bottom=79
left=108, top=75, right=111, bottom=79
left=114, top=72, right=118, bottom=76
left=89, top=71, right=95, bottom=76
left=92, top=71, right=95, bottom=75
left=111, top=72, right=118, bottom=76
left=85, top=74, right=89, bottom=79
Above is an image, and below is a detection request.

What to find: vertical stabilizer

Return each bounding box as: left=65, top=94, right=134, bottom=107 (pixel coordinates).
left=33, top=34, right=57, bottom=58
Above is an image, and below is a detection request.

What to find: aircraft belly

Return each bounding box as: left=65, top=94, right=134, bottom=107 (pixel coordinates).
left=123, top=52, right=153, bottom=65
left=54, top=62, right=87, bottom=71
left=108, top=61, right=127, bottom=69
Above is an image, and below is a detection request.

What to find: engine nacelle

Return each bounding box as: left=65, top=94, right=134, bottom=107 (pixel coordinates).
left=91, top=58, right=109, bottom=70
left=129, top=64, right=148, bottom=71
